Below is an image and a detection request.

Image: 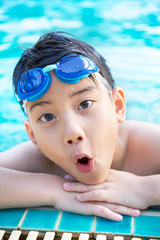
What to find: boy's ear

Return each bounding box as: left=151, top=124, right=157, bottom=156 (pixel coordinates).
left=24, top=119, right=40, bottom=151
left=111, top=87, right=126, bottom=123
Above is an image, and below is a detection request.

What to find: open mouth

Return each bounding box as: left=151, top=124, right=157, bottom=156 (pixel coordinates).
left=75, top=155, right=94, bottom=173
left=78, top=157, right=89, bottom=164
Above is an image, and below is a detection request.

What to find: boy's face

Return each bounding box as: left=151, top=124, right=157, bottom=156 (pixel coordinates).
left=25, top=71, right=125, bottom=184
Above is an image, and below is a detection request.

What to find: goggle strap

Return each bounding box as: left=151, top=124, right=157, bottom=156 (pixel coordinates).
left=43, top=64, right=56, bottom=73
left=16, top=94, right=20, bottom=101
left=94, top=72, right=112, bottom=93
left=22, top=100, right=27, bottom=115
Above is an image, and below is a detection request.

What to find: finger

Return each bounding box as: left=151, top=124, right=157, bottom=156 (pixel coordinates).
left=64, top=175, right=77, bottom=181
left=63, top=181, right=108, bottom=192
left=78, top=203, right=123, bottom=221
left=86, top=203, right=123, bottom=221
left=63, top=182, right=92, bottom=192
left=100, top=203, right=140, bottom=217
left=76, top=190, right=111, bottom=202
left=77, top=191, right=142, bottom=211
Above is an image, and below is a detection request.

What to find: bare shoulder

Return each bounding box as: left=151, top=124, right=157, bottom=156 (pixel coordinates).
left=119, top=120, right=160, bottom=175
left=0, top=141, right=65, bottom=176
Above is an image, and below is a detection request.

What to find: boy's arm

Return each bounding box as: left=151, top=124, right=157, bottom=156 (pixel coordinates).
left=0, top=141, right=61, bottom=174
left=144, top=174, right=160, bottom=207
left=0, top=166, right=58, bottom=209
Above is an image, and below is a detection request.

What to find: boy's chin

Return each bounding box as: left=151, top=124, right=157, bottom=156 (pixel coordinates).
left=76, top=174, right=107, bottom=185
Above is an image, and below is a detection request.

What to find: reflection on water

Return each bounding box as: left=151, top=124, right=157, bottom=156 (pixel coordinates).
left=0, top=0, right=160, bottom=151
left=1, top=0, right=160, bottom=51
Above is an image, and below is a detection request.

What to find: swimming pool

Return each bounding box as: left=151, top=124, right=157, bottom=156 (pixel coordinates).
left=0, top=0, right=160, bottom=151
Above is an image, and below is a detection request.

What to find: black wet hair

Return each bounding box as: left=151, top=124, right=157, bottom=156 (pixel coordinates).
left=13, top=31, right=115, bottom=113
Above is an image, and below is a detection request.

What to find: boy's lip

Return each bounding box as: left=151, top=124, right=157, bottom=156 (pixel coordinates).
left=73, top=153, right=94, bottom=173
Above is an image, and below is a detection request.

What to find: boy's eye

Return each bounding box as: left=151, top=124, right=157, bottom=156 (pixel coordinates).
left=39, top=113, right=55, bottom=122
left=78, top=100, right=93, bottom=110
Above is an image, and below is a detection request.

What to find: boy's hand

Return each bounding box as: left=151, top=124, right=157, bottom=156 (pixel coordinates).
left=52, top=176, right=140, bottom=221
left=63, top=170, right=149, bottom=211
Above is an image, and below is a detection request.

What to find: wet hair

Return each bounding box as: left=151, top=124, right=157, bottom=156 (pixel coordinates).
left=13, top=31, right=115, bottom=112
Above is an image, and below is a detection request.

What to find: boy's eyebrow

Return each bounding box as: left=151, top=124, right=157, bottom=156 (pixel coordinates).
left=29, top=101, right=52, bottom=112
left=69, top=85, right=97, bottom=98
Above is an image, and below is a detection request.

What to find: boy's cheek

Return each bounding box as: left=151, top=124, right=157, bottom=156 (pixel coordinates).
left=24, top=119, right=41, bottom=151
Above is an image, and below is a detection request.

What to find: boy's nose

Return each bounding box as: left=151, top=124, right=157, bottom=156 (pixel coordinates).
left=64, top=131, right=85, bottom=146
left=63, top=118, right=85, bottom=146
left=67, top=136, right=83, bottom=145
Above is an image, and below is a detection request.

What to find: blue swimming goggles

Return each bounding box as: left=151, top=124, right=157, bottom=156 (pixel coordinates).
left=17, top=55, right=98, bottom=102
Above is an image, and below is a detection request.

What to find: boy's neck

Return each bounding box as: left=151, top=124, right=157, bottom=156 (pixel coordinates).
left=111, top=138, right=125, bottom=170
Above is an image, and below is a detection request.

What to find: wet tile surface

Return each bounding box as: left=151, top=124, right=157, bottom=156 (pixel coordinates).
left=21, top=209, right=60, bottom=231
left=95, top=216, right=132, bottom=235
left=134, top=215, right=160, bottom=238
left=58, top=212, right=94, bottom=232
left=0, top=209, right=25, bottom=230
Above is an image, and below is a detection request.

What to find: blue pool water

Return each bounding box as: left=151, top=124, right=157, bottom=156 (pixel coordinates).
left=0, top=0, right=160, bottom=151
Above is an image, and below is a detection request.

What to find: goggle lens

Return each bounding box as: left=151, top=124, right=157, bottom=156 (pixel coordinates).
left=20, top=69, right=44, bottom=93
left=57, top=55, right=89, bottom=75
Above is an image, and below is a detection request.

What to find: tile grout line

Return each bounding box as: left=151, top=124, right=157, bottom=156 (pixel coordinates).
left=54, top=211, right=62, bottom=231
left=91, top=216, right=97, bottom=233
left=131, top=217, right=134, bottom=236
left=141, top=211, right=160, bottom=216
left=17, top=209, right=29, bottom=229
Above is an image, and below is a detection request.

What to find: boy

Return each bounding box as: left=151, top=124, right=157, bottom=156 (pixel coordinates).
left=0, top=31, right=160, bottom=221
